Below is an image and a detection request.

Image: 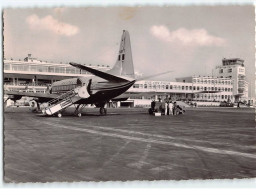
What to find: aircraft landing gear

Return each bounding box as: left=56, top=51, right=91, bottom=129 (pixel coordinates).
left=57, top=113, right=62, bottom=118
left=74, top=104, right=86, bottom=117
left=35, top=101, right=41, bottom=113
left=100, top=107, right=107, bottom=115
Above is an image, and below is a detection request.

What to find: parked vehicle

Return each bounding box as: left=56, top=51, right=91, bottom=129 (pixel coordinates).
left=148, top=101, right=165, bottom=115
left=220, top=101, right=234, bottom=107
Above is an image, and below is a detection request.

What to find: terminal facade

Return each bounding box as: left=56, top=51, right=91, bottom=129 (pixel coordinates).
left=3, top=54, right=250, bottom=107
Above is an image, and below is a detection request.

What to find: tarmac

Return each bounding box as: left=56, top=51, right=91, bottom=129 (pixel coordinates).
left=3, top=106, right=256, bottom=182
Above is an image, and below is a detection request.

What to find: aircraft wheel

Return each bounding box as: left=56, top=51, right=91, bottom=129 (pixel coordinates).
left=77, top=113, right=82, bottom=117
left=100, top=107, right=107, bottom=115
left=57, top=113, right=62, bottom=118
left=42, top=108, right=47, bottom=114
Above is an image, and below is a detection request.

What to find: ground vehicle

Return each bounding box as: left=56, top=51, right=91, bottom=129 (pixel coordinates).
left=220, top=101, right=234, bottom=107
left=148, top=101, right=165, bottom=115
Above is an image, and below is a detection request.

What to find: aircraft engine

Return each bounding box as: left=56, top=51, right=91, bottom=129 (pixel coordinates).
left=29, top=100, right=38, bottom=112
left=8, top=95, right=22, bottom=101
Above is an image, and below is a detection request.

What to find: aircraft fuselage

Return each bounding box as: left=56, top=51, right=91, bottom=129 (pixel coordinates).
left=50, top=76, right=135, bottom=105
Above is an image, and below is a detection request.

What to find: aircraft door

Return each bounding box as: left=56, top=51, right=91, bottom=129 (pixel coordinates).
left=76, top=78, right=92, bottom=99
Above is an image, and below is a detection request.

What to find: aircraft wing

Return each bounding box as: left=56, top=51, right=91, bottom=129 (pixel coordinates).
left=4, top=90, right=59, bottom=102
left=70, top=62, right=129, bottom=82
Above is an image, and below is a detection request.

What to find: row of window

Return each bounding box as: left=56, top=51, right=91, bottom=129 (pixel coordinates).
left=193, top=79, right=232, bottom=85
left=51, top=84, right=78, bottom=93
left=133, top=84, right=233, bottom=92
left=194, top=94, right=232, bottom=99
left=4, top=64, right=90, bottom=75
left=219, top=68, right=232, bottom=74
left=7, top=88, right=46, bottom=93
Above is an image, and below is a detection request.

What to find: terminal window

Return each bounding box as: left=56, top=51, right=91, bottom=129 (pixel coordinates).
left=219, top=69, right=223, bottom=73
left=239, top=68, right=244, bottom=73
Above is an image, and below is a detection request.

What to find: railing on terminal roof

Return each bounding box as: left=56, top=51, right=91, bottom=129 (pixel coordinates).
left=4, top=60, right=111, bottom=76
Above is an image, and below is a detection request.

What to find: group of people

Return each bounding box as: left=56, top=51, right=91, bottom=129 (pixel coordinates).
left=150, top=98, right=185, bottom=116
left=164, top=100, right=185, bottom=115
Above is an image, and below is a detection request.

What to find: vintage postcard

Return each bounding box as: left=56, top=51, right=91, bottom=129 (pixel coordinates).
left=3, top=6, right=255, bottom=183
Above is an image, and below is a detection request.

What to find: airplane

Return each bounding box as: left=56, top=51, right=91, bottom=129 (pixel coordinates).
left=4, top=30, right=142, bottom=117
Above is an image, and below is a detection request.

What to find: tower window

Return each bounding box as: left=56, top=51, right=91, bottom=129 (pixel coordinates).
left=122, top=54, right=125, bottom=61
left=118, top=55, right=121, bottom=61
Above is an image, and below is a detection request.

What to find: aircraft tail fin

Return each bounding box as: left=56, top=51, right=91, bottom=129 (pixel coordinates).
left=107, top=30, right=135, bottom=79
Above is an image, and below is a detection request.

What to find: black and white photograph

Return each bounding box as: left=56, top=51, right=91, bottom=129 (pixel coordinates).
left=3, top=5, right=256, bottom=183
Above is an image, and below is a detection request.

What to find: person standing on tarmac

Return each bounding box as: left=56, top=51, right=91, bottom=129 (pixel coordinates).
left=169, top=100, right=173, bottom=115
left=173, top=102, right=177, bottom=115
left=165, top=98, right=169, bottom=115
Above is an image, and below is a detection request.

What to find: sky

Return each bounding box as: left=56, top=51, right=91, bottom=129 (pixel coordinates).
left=3, top=6, right=255, bottom=97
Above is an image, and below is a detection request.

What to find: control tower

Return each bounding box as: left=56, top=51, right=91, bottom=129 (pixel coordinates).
left=213, top=58, right=248, bottom=102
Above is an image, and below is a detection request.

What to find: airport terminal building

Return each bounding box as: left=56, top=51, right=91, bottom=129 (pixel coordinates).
left=3, top=54, right=250, bottom=107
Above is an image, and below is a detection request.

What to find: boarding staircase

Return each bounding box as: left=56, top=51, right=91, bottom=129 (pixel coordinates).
left=44, top=89, right=81, bottom=116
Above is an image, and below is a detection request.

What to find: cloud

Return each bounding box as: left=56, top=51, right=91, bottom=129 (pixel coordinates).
left=150, top=25, right=226, bottom=47
left=26, top=14, right=79, bottom=36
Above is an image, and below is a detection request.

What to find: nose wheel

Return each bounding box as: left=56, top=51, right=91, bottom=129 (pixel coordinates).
left=100, top=107, right=107, bottom=115
left=57, top=113, right=62, bottom=118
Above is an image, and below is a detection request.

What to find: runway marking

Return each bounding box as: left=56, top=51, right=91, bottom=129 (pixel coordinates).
left=42, top=121, right=256, bottom=160
left=128, top=143, right=151, bottom=169
left=70, top=123, right=229, bottom=145
left=102, top=141, right=130, bottom=167
left=67, top=123, right=255, bottom=150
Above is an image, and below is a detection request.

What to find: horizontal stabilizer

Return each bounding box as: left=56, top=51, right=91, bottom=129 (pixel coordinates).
left=4, top=90, right=59, bottom=103
left=69, top=62, right=129, bottom=82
